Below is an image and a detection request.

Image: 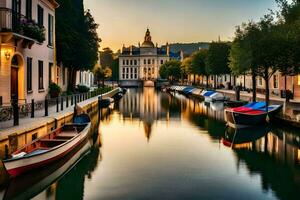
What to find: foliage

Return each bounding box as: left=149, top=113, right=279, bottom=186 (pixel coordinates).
left=159, top=60, right=182, bottom=82
left=190, top=49, right=208, bottom=76
left=48, top=82, right=61, bottom=98
left=76, top=85, right=90, bottom=93
left=21, top=20, right=45, bottom=43
left=111, top=58, right=119, bottom=81
left=100, top=48, right=114, bottom=68
left=206, top=42, right=231, bottom=75
left=94, top=66, right=112, bottom=87
left=56, top=0, right=101, bottom=91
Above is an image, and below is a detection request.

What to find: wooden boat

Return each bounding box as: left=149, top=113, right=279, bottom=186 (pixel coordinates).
left=99, top=97, right=114, bottom=108
left=224, top=100, right=247, bottom=108
left=224, top=102, right=282, bottom=128
left=2, top=114, right=91, bottom=177
left=2, top=138, right=92, bottom=200
left=201, top=90, right=228, bottom=102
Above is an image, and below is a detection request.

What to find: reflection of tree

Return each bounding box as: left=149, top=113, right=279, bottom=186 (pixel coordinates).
left=55, top=145, right=100, bottom=200
left=235, top=149, right=300, bottom=200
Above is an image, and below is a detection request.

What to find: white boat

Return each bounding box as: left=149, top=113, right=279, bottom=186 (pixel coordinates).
left=2, top=114, right=91, bottom=177
left=201, top=90, right=228, bottom=102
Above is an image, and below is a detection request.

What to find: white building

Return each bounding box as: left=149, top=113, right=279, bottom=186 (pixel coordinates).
left=0, top=0, right=59, bottom=105
left=119, top=28, right=183, bottom=87
left=76, top=70, right=95, bottom=88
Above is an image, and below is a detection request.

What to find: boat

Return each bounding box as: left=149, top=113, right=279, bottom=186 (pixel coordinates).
left=99, top=97, right=114, bottom=108
left=182, top=87, right=196, bottom=95
left=224, top=102, right=283, bottom=128
left=2, top=114, right=91, bottom=177
left=2, top=138, right=92, bottom=200
left=201, top=90, right=228, bottom=102
left=122, top=88, right=127, bottom=94
left=224, top=100, right=247, bottom=108
left=113, top=92, right=123, bottom=101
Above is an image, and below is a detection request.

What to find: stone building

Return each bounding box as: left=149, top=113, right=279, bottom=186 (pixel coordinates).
left=119, top=28, right=183, bottom=87
left=0, top=0, right=59, bottom=105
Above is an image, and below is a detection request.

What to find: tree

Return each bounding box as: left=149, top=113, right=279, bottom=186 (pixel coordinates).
left=100, top=48, right=114, bottom=68
left=159, top=61, right=182, bottom=83
left=181, top=57, right=192, bottom=84
left=190, top=49, right=208, bottom=87
left=56, top=1, right=100, bottom=91
left=206, top=42, right=231, bottom=89
left=94, top=66, right=112, bottom=87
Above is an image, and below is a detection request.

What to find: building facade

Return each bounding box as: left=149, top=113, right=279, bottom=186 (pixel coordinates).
left=0, top=0, right=59, bottom=105
left=119, top=29, right=183, bottom=87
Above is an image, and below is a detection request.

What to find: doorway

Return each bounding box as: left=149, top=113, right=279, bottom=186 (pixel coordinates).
left=11, top=56, right=19, bottom=100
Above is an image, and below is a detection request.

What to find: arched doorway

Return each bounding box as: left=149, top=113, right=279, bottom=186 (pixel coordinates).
left=10, top=54, right=25, bottom=101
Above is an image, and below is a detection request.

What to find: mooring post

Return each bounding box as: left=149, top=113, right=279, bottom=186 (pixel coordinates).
left=31, top=99, right=35, bottom=118
left=56, top=97, right=59, bottom=113
left=12, top=98, right=19, bottom=126
left=61, top=96, right=64, bottom=111
left=45, top=98, right=48, bottom=116
left=66, top=96, right=69, bottom=108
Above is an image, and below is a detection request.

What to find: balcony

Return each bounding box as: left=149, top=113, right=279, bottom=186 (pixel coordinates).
left=0, top=8, right=45, bottom=47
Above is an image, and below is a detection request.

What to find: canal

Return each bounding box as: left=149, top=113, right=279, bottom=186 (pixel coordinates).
left=1, top=88, right=300, bottom=200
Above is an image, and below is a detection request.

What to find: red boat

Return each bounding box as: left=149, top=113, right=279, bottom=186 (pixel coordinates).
left=224, top=102, right=282, bottom=128
left=2, top=114, right=91, bottom=177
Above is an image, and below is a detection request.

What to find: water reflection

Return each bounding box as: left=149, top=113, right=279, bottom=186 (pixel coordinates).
left=0, top=88, right=300, bottom=199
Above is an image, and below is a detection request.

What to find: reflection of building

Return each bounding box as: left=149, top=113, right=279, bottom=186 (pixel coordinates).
left=119, top=28, right=183, bottom=87
left=0, top=0, right=59, bottom=104
left=119, top=88, right=168, bottom=140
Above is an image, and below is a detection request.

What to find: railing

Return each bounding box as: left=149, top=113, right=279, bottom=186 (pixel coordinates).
left=0, top=87, right=113, bottom=126
left=0, top=7, right=25, bottom=33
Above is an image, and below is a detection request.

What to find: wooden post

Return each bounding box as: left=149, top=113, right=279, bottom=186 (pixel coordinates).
left=31, top=99, right=35, bottom=118
left=45, top=98, right=48, bottom=116
left=12, top=99, right=19, bottom=126
left=71, top=95, right=74, bottom=105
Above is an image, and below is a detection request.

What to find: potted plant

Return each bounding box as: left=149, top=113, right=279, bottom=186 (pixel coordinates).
left=49, top=82, right=62, bottom=98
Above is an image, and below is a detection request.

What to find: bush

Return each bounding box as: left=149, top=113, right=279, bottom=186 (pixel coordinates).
left=49, top=82, right=62, bottom=98
left=20, top=19, right=46, bottom=43
left=77, top=85, right=90, bottom=93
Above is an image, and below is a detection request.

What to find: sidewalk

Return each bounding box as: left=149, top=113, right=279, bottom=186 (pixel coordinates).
left=0, top=88, right=122, bottom=141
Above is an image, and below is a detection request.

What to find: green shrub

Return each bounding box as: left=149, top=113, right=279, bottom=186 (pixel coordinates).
left=77, top=85, right=90, bottom=93
left=49, top=82, right=62, bottom=98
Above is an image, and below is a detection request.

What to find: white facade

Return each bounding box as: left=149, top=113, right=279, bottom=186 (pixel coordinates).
left=0, top=0, right=59, bottom=104
left=76, top=70, right=95, bottom=88
left=119, top=29, right=182, bottom=83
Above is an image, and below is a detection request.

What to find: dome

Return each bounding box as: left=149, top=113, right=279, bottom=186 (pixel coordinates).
left=141, top=41, right=155, bottom=48
left=141, top=28, right=155, bottom=48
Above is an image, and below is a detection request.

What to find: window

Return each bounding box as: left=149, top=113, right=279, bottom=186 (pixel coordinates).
left=225, top=76, right=227, bottom=82
left=273, top=75, right=278, bottom=89
left=48, top=14, right=54, bottom=46
left=37, top=5, right=44, bottom=27
left=134, top=68, right=137, bottom=73
left=123, top=60, right=125, bottom=65
left=49, top=63, right=53, bottom=84
left=161, top=60, right=163, bottom=65
left=26, top=0, right=32, bottom=20
left=38, top=60, right=44, bottom=90
left=152, top=59, right=155, bottom=64
left=130, top=68, right=133, bottom=73
left=126, top=68, right=129, bottom=73
left=32, top=133, right=37, bottom=141
left=27, top=57, right=32, bottom=92
left=122, top=74, right=125, bottom=79
left=131, top=74, right=133, bottom=79
left=122, top=68, right=125, bottom=73
left=258, top=77, right=263, bottom=86
left=126, top=60, right=129, bottom=65
left=144, top=59, right=146, bottom=65
left=134, top=60, right=137, bottom=65
left=134, top=74, right=137, bottom=79
left=130, top=60, right=133, bottom=65
left=126, top=74, right=128, bottom=79
left=148, top=59, right=151, bottom=64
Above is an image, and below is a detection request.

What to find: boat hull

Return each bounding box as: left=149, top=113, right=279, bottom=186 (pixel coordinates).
left=3, top=123, right=91, bottom=177
left=225, top=106, right=282, bottom=128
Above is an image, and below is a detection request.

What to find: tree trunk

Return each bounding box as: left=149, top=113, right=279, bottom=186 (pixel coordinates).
left=67, top=68, right=77, bottom=92
left=252, top=71, right=257, bottom=102
left=243, top=73, right=246, bottom=90
left=193, top=74, right=196, bottom=85
left=206, top=75, right=209, bottom=89
left=214, top=75, right=217, bottom=89
left=284, top=75, right=289, bottom=103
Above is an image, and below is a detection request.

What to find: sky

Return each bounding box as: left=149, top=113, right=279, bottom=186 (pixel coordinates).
left=84, top=0, right=279, bottom=51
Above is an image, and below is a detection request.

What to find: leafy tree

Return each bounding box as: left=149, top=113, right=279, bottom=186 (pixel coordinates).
left=190, top=49, right=208, bottom=86
left=181, top=57, right=192, bottom=84
left=100, top=48, right=114, bottom=68
left=94, top=66, right=112, bottom=87
left=206, top=42, right=231, bottom=88
left=159, top=61, right=182, bottom=83
left=56, top=1, right=100, bottom=91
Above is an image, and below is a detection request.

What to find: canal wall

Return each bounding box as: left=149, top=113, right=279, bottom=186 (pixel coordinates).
left=0, top=88, right=122, bottom=159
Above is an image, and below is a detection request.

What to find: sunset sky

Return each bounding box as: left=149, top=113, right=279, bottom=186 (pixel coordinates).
left=84, top=0, right=279, bottom=51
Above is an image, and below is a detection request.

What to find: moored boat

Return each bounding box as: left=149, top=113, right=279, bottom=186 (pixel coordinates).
left=224, top=102, right=282, bottom=128
left=201, top=90, right=228, bottom=102
left=2, top=114, right=91, bottom=177
left=99, top=97, right=114, bottom=108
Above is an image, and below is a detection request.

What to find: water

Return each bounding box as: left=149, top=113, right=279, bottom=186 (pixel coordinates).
left=1, top=88, right=300, bottom=200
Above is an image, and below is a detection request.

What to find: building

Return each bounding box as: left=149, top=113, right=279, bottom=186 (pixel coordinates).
left=0, top=0, right=59, bottom=105
left=76, top=70, right=95, bottom=88
left=119, top=28, right=183, bottom=87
